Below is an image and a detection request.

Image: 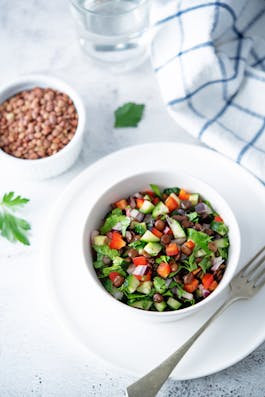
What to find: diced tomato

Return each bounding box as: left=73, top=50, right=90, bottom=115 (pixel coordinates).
left=109, top=271, right=121, bottom=282
left=202, top=273, right=214, bottom=289
left=135, top=271, right=152, bottom=281
left=115, top=199, right=128, bottom=210
left=179, top=189, right=190, bottom=201
left=164, top=226, right=173, bottom=235
left=214, top=215, right=223, bottom=223
left=157, top=262, right=171, bottom=278
left=144, top=190, right=155, bottom=198
left=166, top=243, right=179, bottom=256
left=185, top=240, right=195, bottom=250
left=136, top=198, right=145, bottom=208
left=152, top=197, right=160, bottom=205
left=209, top=280, right=218, bottom=291
left=151, top=227, right=163, bottom=238
left=133, top=256, right=148, bottom=266
left=108, top=231, right=126, bottom=250
left=165, top=195, right=179, bottom=212
left=184, top=278, right=199, bottom=293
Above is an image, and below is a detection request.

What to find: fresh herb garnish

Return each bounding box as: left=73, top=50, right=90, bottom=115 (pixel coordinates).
left=93, top=244, right=119, bottom=260
left=150, top=184, right=162, bottom=198
left=128, top=240, right=146, bottom=250
left=163, top=187, right=180, bottom=195
left=187, top=212, right=199, bottom=222
left=100, top=209, right=130, bottom=237
left=114, top=102, right=145, bottom=128
left=0, top=192, right=31, bottom=245
left=155, top=255, right=170, bottom=264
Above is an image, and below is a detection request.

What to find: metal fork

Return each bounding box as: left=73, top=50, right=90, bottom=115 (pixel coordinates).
left=126, top=246, right=265, bottom=397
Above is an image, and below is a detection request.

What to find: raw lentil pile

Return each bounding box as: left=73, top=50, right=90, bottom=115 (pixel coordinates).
left=0, top=87, right=78, bottom=160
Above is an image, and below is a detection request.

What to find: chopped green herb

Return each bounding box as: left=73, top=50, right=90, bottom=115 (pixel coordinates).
left=187, top=212, right=199, bottom=222
left=155, top=255, right=170, bottom=264
left=0, top=192, right=31, bottom=245
left=163, top=187, right=180, bottom=195
left=153, top=277, right=167, bottom=294
left=93, top=244, right=119, bottom=260
left=150, top=184, right=162, bottom=198
left=199, top=256, right=212, bottom=273
left=128, top=240, right=146, bottom=250
left=114, top=102, right=145, bottom=128
left=211, top=221, right=229, bottom=236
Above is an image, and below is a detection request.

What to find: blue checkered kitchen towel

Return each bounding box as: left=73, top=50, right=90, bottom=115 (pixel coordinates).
left=151, top=0, right=265, bottom=184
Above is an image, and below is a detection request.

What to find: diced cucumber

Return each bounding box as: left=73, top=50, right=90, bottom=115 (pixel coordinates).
left=132, top=222, right=147, bottom=235
left=144, top=242, right=162, bottom=256
left=189, top=193, right=199, bottom=206
left=141, top=230, right=160, bottom=243
left=152, top=202, right=169, bottom=218
left=213, top=238, right=229, bottom=248
left=93, top=235, right=108, bottom=246
left=139, top=200, right=155, bottom=214
left=166, top=216, right=186, bottom=238
left=126, top=275, right=140, bottom=293
left=137, top=281, right=153, bottom=295
left=129, top=300, right=153, bottom=310
left=154, top=301, right=167, bottom=312
left=195, top=248, right=206, bottom=257
left=167, top=297, right=182, bottom=310
left=153, top=276, right=167, bottom=294
left=143, top=194, right=152, bottom=201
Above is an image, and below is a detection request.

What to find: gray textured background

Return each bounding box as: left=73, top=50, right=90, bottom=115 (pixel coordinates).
left=0, top=0, right=264, bottom=396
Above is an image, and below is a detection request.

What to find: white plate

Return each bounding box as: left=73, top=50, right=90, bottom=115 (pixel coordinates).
left=43, top=142, right=265, bottom=380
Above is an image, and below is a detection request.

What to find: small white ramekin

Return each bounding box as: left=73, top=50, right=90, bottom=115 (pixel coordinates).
left=0, top=74, right=86, bottom=179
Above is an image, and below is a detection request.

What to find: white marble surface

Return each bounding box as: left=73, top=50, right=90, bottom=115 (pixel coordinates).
left=0, top=1, right=264, bottom=396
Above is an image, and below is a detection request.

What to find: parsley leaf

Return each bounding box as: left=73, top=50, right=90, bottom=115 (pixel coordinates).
left=150, top=184, right=162, bottom=198
left=0, top=192, right=31, bottom=245
left=114, top=102, right=145, bottom=128
left=187, top=212, right=199, bottom=223
left=187, top=229, right=212, bottom=255
left=163, top=187, right=180, bottom=195
left=100, top=209, right=130, bottom=236
left=155, top=255, right=170, bottom=264
left=93, top=244, right=119, bottom=260
left=128, top=240, right=146, bottom=250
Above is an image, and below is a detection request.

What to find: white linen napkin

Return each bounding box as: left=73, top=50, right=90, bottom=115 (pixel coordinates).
left=151, top=0, right=265, bottom=184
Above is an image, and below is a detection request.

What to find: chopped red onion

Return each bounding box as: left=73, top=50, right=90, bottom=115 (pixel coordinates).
left=199, top=284, right=210, bottom=298
left=125, top=207, right=131, bottom=217
left=112, top=290, right=123, bottom=300
left=135, top=212, right=145, bottom=222
left=132, top=265, right=148, bottom=276
left=171, top=237, right=186, bottom=245
left=112, top=222, right=122, bottom=231
left=195, top=202, right=212, bottom=215
left=127, top=264, right=136, bottom=274
left=133, top=193, right=143, bottom=198
left=211, top=256, right=224, bottom=271
left=165, top=279, right=172, bottom=288
left=130, top=209, right=140, bottom=219
left=164, top=226, right=171, bottom=234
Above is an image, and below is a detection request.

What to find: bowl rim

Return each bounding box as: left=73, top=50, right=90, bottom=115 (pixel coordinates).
left=82, top=170, right=241, bottom=318
left=0, top=73, right=86, bottom=164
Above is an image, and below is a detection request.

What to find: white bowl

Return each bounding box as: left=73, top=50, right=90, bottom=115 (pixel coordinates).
left=0, top=74, right=86, bottom=179
left=83, top=170, right=241, bottom=322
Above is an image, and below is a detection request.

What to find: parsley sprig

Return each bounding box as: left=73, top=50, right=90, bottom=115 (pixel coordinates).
left=0, top=192, right=31, bottom=246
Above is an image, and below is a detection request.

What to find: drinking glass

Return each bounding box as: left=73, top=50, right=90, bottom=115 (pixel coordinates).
left=70, top=0, right=150, bottom=71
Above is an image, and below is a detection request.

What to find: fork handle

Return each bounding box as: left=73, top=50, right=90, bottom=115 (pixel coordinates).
left=126, top=295, right=240, bottom=397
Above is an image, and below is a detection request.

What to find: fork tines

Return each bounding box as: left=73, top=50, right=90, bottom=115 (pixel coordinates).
left=240, top=245, right=265, bottom=288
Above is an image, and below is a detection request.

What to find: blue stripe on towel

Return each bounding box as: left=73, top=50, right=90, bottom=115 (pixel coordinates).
left=237, top=119, right=265, bottom=163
